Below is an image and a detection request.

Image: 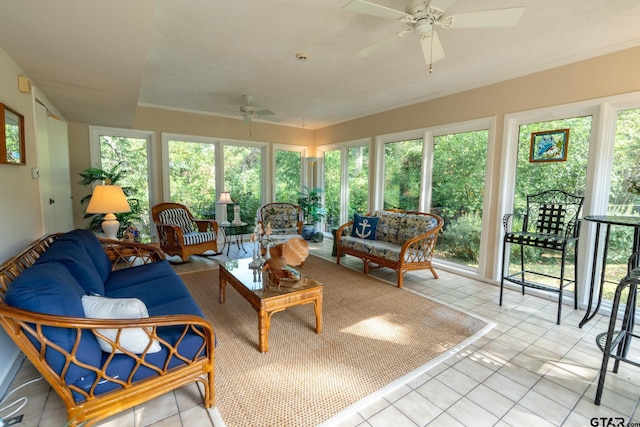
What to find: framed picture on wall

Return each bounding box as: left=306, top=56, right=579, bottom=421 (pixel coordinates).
left=529, top=129, right=569, bottom=163
left=0, top=103, right=26, bottom=165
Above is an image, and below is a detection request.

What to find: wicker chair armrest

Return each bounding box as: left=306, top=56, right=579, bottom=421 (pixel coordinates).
left=336, top=221, right=353, bottom=241
left=193, top=220, right=219, bottom=234
left=98, top=238, right=166, bottom=268
left=400, top=220, right=444, bottom=262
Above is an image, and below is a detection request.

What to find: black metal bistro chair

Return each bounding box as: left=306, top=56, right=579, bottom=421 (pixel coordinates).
left=499, top=189, right=584, bottom=324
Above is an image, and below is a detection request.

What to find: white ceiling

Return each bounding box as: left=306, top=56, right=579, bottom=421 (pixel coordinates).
left=1, top=0, right=639, bottom=129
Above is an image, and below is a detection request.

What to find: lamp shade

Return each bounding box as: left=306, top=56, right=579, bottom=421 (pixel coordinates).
left=86, top=185, right=131, bottom=214
left=217, top=191, right=234, bottom=204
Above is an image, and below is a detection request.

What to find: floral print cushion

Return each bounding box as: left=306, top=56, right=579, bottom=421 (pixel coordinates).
left=374, top=210, right=403, bottom=245
left=262, top=204, right=299, bottom=231
left=397, top=214, right=439, bottom=245
left=340, top=236, right=402, bottom=262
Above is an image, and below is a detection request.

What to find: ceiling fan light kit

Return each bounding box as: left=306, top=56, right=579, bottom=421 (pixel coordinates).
left=344, top=0, right=524, bottom=73
left=228, top=94, right=282, bottom=136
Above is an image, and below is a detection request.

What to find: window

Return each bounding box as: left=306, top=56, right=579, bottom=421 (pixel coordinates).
left=319, top=140, right=370, bottom=229
left=504, top=116, right=591, bottom=288
left=163, top=134, right=266, bottom=228
left=223, top=144, right=264, bottom=226
left=323, top=149, right=341, bottom=229
left=383, top=139, right=422, bottom=210
left=274, top=146, right=305, bottom=204
left=347, top=145, right=369, bottom=216
left=90, top=127, right=154, bottom=238
left=431, top=130, right=489, bottom=268
left=604, top=107, right=640, bottom=303
left=167, top=139, right=216, bottom=218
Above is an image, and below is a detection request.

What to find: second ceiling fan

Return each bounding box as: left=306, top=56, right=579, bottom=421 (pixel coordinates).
left=344, top=0, right=524, bottom=72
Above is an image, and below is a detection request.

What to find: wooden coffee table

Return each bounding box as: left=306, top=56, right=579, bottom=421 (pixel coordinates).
left=219, top=258, right=323, bottom=353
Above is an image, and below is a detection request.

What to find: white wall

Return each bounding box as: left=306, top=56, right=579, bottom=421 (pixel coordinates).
left=0, top=46, right=46, bottom=396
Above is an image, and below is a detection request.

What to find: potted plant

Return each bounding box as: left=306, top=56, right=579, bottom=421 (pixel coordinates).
left=298, top=186, right=325, bottom=240
left=79, top=163, right=143, bottom=238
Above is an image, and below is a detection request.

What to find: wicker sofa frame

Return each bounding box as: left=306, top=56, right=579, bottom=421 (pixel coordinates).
left=336, top=209, right=444, bottom=288
left=0, top=234, right=215, bottom=426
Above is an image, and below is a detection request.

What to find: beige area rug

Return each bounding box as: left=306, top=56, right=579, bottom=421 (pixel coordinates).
left=180, top=256, right=491, bottom=427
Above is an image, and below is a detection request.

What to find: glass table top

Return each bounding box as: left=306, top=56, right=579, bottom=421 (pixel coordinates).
left=221, top=258, right=321, bottom=299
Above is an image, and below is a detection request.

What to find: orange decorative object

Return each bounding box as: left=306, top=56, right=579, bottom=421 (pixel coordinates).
left=281, top=237, right=309, bottom=267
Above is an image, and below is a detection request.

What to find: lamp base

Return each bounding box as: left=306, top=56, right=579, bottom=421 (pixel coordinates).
left=102, top=213, right=120, bottom=240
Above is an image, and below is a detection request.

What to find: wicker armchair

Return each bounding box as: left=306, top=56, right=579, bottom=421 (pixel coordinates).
left=152, top=202, right=220, bottom=262
left=257, top=202, right=304, bottom=244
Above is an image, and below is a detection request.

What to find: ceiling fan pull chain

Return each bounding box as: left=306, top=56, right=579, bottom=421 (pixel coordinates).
left=429, top=30, right=434, bottom=74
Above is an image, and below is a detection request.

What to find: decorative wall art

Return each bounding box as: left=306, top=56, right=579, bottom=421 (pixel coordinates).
left=529, top=128, right=569, bottom=163
left=0, top=103, right=26, bottom=165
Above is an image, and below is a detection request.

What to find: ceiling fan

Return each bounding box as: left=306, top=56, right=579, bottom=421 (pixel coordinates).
left=344, top=0, right=524, bottom=72
left=229, top=95, right=281, bottom=124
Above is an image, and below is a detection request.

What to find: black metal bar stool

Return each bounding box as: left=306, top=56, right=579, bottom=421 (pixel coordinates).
left=594, top=249, right=640, bottom=405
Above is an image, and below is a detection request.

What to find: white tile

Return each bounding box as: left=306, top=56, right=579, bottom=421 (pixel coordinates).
left=465, top=384, right=515, bottom=418
left=446, top=397, right=499, bottom=426
left=416, top=378, right=462, bottom=411
left=518, top=389, right=571, bottom=425
left=501, top=404, right=556, bottom=427
left=366, top=405, right=418, bottom=427
left=434, top=366, right=481, bottom=396
left=393, top=390, right=442, bottom=426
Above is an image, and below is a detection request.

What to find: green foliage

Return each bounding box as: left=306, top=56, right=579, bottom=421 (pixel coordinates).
left=384, top=139, right=422, bottom=210
left=437, top=212, right=482, bottom=262
left=275, top=150, right=301, bottom=204
left=78, top=163, right=143, bottom=238
left=298, top=186, right=324, bottom=224
left=224, top=145, right=262, bottom=225
left=97, top=135, right=151, bottom=236
left=347, top=146, right=369, bottom=216
left=168, top=140, right=216, bottom=219
left=324, top=150, right=341, bottom=222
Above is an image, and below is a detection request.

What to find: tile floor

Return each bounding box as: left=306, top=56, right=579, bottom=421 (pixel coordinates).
left=3, top=237, right=639, bottom=427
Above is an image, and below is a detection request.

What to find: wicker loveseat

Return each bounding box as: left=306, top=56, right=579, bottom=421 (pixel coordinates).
left=0, top=229, right=215, bottom=426
left=336, top=209, right=444, bottom=287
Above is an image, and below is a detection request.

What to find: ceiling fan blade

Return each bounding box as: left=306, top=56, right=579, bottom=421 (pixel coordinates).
left=255, top=108, right=275, bottom=116
left=445, top=7, right=524, bottom=28
left=343, top=0, right=411, bottom=21
left=355, top=29, right=410, bottom=58
left=428, top=0, right=455, bottom=13
left=420, top=31, right=446, bottom=66
left=261, top=116, right=282, bottom=123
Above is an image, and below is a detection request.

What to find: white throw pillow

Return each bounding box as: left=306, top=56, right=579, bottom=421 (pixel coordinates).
left=81, top=295, right=162, bottom=354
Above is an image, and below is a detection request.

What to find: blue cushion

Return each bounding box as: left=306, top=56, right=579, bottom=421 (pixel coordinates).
left=57, top=229, right=112, bottom=283
left=5, top=263, right=102, bottom=385
left=35, top=239, right=104, bottom=295
left=352, top=213, right=379, bottom=240
left=103, top=261, right=176, bottom=294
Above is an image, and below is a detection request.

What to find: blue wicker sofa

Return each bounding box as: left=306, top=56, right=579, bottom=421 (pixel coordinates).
left=0, top=229, right=215, bottom=426
left=336, top=209, right=444, bottom=288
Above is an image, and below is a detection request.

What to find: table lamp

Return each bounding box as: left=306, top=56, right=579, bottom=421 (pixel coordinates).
left=217, top=191, right=234, bottom=226
left=86, top=185, right=132, bottom=239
